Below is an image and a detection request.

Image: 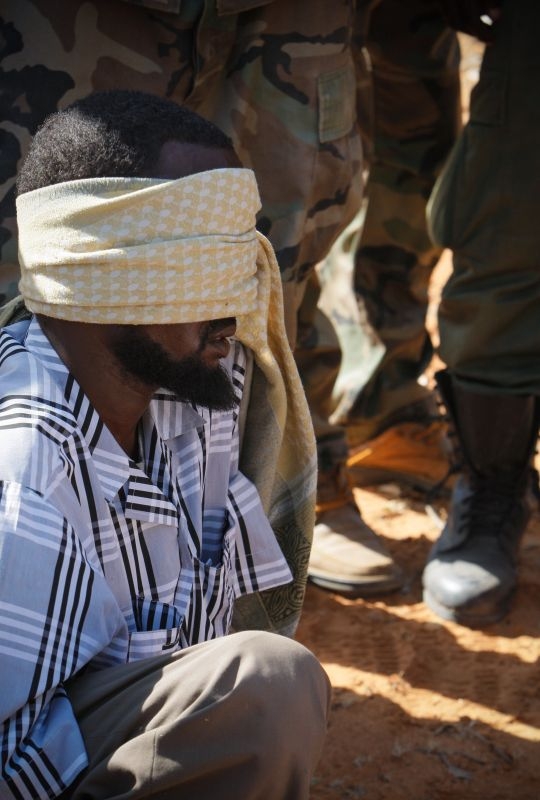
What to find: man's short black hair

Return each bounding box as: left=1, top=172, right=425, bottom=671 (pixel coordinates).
left=17, top=89, right=233, bottom=195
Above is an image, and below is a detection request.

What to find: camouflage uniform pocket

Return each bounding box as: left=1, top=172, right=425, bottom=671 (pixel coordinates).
left=318, top=63, right=356, bottom=142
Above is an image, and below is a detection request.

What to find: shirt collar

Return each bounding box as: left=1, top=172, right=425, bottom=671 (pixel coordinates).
left=23, top=317, right=207, bottom=499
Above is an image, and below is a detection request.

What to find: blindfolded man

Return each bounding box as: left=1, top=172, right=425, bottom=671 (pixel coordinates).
left=0, top=89, right=328, bottom=800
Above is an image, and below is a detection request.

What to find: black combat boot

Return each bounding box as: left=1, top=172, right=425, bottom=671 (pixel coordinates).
left=422, top=370, right=539, bottom=626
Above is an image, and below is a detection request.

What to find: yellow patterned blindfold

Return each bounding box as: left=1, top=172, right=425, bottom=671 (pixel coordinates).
left=17, top=168, right=260, bottom=325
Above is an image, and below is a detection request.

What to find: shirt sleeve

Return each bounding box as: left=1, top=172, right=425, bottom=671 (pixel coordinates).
left=0, top=481, right=126, bottom=800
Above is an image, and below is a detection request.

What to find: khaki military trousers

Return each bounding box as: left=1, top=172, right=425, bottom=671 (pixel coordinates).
left=63, top=631, right=330, bottom=800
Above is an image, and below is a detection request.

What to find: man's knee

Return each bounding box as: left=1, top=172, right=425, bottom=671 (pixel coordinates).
left=218, top=631, right=331, bottom=791
left=227, top=631, right=330, bottom=735
left=230, top=630, right=328, bottom=690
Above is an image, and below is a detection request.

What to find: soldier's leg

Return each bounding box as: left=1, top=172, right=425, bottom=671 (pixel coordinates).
left=296, top=271, right=403, bottom=595
left=423, top=0, right=540, bottom=625
left=350, top=0, right=461, bottom=435
left=199, top=0, right=402, bottom=596
left=319, top=0, right=461, bottom=491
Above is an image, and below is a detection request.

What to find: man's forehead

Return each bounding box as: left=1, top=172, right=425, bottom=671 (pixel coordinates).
left=150, top=140, right=242, bottom=181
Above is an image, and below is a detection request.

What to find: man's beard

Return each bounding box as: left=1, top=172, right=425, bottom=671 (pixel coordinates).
left=109, top=326, right=238, bottom=412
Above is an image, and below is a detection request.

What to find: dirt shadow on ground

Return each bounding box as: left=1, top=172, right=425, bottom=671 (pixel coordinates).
left=310, top=691, right=539, bottom=800
left=300, top=586, right=540, bottom=719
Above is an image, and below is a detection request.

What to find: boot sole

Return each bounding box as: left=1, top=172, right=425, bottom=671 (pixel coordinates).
left=308, top=572, right=403, bottom=597
left=423, top=587, right=513, bottom=627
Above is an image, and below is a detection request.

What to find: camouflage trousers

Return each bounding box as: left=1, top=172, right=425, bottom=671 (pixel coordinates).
left=430, top=0, right=540, bottom=396
left=299, top=0, right=461, bottom=452
left=0, top=0, right=362, bottom=313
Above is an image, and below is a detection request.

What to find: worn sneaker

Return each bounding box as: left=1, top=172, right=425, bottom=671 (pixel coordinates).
left=346, top=420, right=451, bottom=492
left=308, top=499, right=403, bottom=596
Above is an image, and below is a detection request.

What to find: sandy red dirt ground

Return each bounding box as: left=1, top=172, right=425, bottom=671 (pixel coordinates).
left=297, top=480, right=540, bottom=800
left=296, top=36, right=540, bottom=798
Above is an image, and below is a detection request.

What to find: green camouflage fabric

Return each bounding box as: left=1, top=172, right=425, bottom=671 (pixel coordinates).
left=430, top=0, right=540, bottom=395
left=0, top=0, right=363, bottom=305
left=307, top=0, right=461, bottom=448
left=0, top=0, right=364, bottom=636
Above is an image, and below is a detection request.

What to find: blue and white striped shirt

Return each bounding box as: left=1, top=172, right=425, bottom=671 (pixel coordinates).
left=0, top=317, right=292, bottom=799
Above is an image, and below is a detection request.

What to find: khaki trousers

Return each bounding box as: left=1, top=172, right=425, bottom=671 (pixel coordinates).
left=64, top=631, right=330, bottom=800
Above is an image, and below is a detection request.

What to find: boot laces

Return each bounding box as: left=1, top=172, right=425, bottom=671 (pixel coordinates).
left=458, top=471, right=528, bottom=554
